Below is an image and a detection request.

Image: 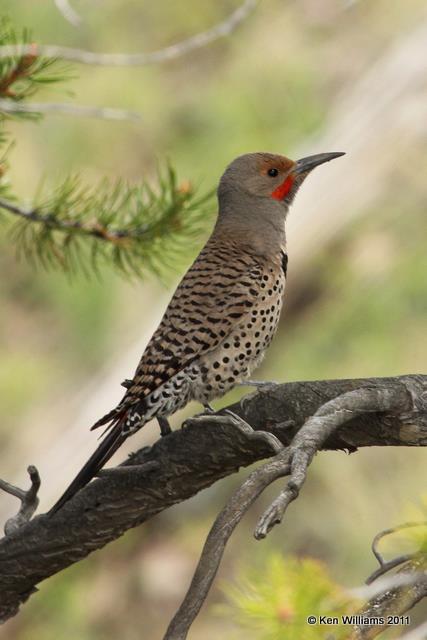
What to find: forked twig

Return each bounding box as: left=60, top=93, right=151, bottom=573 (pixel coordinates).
left=0, top=466, right=41, bottom=535
left=255, top=386, right=407, bottom=539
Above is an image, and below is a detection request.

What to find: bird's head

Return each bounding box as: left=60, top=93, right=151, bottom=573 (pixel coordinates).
left=218, top=151, right=345, bottom=209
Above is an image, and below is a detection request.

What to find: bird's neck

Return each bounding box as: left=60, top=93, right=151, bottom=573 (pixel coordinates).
left=215, top=188, right=288, bottom=258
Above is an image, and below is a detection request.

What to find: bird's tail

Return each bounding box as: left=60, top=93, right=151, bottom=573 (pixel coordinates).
left=48, top=410, right=127, bottom=516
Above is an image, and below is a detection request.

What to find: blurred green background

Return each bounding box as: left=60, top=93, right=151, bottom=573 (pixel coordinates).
left=0, top=1, right=426, bottom=638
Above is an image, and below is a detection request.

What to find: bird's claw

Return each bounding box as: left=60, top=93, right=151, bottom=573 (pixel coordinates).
left=183, top=409, right=282, bottom=454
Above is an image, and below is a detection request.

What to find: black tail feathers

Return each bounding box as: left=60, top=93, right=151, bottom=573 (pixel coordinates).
left=49, top=413, right=127, bottom=516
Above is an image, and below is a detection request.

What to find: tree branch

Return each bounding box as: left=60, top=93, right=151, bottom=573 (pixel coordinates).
left=54, top=0, right=82, bottom=27
left=366, top=521, right=427, bottom=584
left=0, top=1, right=257, bottom=66
left=0, top=99, right=141, bottom=121
left=0, top=374, right=425, bottom=625
left=164, top=383, right=419, bottom=639
left=0, top=170, right=213, bottom=278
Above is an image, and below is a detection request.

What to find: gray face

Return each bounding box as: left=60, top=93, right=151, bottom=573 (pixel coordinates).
left=219, top=152, right=297, bottom=201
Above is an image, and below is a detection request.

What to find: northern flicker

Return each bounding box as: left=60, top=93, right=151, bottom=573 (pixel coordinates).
left=50, top=151, right=344, bottom=514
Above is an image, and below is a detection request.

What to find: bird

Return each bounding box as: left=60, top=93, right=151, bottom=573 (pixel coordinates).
left=49, top=150, right=344, bottom=514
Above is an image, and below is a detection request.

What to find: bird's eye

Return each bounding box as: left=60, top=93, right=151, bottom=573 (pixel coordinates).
left=268, top=168, right=279, bottom=177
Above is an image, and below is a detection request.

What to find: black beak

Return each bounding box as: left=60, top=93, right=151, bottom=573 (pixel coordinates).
left=294, top=152, right=345, bottom=175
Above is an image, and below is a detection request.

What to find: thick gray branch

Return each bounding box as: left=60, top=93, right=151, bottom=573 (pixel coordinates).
left=0, top=374, right=425, bottom=624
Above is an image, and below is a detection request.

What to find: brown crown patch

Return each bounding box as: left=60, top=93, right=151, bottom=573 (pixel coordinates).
left=257, top=154, right=295, bottom=175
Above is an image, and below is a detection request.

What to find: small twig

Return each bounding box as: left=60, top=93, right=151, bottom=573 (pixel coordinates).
left=54, top=0, right=82, bottom=27
left=371, top=521, right=427, bottom=566
left=164, top=447, right=291, bottom=640
left=0, top=466, right=41, bottom=535
left=366, top=521, right=427, bottom=584
left=366, top=555, right=415, bottom=584
left=0, top=1, right=257, bottom=67
left=0, top=99, right=141, bottom=121
left=255, top=386, right=408, bottom=539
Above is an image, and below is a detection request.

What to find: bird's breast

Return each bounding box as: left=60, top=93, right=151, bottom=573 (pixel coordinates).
left=193, top=263, right=286, bottom=403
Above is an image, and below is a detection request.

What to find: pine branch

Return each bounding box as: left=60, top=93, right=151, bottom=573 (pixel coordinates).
left=0, top=17, right=73, bottom=122
left=0, top=19, right=214, bottom=280
left=0, top=169, right=214, bottom=278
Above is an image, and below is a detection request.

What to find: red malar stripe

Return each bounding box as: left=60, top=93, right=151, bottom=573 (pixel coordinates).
left=271, top=175, right=294, bottom=200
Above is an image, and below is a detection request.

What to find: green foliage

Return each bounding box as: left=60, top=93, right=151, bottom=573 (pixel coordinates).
left=220, top=554, right=359, bottom=640
left=0, top=15, right=214, bottom=280
left=6, top=168, right=213, bottom=278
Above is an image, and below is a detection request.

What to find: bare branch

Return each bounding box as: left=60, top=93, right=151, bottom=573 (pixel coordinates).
left=0, top=1, right=258, bottom=66
left=54, top=0, right=82, bottom=27
left=0, top=374, right=424, bottom=624
left=255, top=386, right=407, bottom=539
left=164, top=446, right=290, bottom=640
left=0, top=466, right=40, bottom=536
left=0, top=99, right=141, bottom=121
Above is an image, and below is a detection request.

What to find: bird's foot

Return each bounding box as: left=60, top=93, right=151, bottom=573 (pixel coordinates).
left=203, top=402, right=215, bottom=414
left=157, top=416, right=172, bottom=437
left=182, top=403, right=215, bottom=428
left=183, top=409, right=283, bottom=455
